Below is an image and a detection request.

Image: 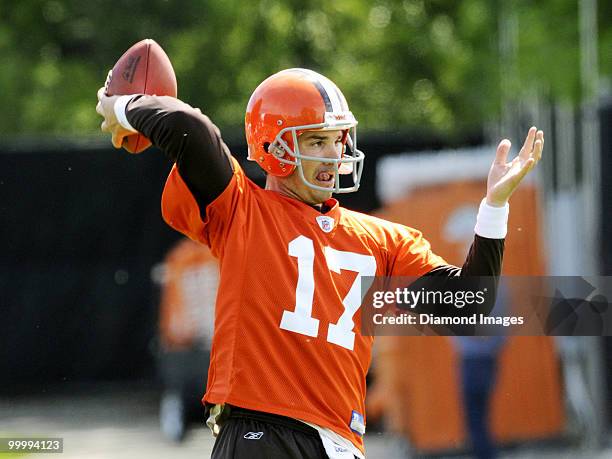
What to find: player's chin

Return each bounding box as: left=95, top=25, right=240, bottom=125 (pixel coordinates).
left=302, top=188, right=332, bottom=205
left=311, top=189, right=333, bottom=204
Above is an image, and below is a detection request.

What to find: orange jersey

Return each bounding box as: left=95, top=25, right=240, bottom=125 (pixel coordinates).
left=161, top=158, right=445, bottom=453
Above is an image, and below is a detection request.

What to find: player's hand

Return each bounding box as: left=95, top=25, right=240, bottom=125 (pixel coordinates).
left=95, top=71, right=133, bottom=149
left=486, top=127, right=544, bottom=207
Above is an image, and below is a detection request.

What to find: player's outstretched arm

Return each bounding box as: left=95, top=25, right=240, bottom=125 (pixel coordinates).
left=421, top=128, right=544, bottom=316
left=455, top=128, right=543, bottom=277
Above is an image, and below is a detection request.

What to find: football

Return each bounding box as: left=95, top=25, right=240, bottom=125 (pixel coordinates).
left=106, top=39, right=177, bottom=153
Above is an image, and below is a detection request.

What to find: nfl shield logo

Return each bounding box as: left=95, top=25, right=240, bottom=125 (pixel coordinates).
left=316, top=215, right=335, bottom=233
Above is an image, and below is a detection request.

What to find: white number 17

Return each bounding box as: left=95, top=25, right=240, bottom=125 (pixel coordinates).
left=279, top=235, right=376, bottom=351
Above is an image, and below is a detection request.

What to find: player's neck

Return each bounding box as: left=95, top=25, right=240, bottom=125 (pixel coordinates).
left=265, top=176, right=329, bottom=211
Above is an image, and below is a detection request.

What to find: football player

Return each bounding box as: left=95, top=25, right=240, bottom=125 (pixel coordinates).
left=96, top=68, right=543, bottom=459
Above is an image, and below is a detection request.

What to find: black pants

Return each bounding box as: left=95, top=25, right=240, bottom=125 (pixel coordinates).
left=211, top=407, right=330, bottom=459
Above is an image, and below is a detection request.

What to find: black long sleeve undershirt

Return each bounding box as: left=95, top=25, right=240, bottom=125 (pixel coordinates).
left=427, top=235, right=504, bottom=278
left=416, top=235, right=505, bottom=318
left=126, top=95, right=234, bottom=213
left=123, top=96, right=504, bottom=292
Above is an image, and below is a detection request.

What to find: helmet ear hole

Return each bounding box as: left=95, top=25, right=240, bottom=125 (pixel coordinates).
left=263, top=142, right=270, bottom=152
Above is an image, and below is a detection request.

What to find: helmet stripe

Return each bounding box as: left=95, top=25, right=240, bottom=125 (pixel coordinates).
left=315, top=75, right=344, bottom=113
left=311, top=79, right=334, bottom=112
left=295, top=68, right=343, bottom=113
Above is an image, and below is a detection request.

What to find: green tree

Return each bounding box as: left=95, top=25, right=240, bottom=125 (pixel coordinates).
left=0, top=0, right=609, bottom=139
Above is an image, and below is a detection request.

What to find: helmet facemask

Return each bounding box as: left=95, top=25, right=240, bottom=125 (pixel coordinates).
left=268, top=114, right=365, bottom=194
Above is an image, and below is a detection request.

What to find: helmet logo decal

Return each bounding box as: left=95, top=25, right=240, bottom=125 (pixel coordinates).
left=316, top=215, right=335, bottom=233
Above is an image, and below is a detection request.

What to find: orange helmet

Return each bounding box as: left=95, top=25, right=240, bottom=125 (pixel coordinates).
left=245, top=68, right=364, bottom=193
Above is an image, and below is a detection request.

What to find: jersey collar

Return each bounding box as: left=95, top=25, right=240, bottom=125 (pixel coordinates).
left=274, top=193, right=341, bottom=234
left=314, top=198, right=340, bottom=233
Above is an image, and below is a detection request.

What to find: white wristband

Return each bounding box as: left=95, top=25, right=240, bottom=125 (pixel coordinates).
left=474, top=198, right=509, bottom=239
left=113, top=95, right=138, bottom=133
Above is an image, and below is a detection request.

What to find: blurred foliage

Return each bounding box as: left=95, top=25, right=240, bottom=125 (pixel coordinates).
left=0, top=0, right=610, bottom=139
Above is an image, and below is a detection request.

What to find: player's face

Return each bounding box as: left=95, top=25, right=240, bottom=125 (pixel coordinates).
left=288, top=129, right=344, bottom=205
